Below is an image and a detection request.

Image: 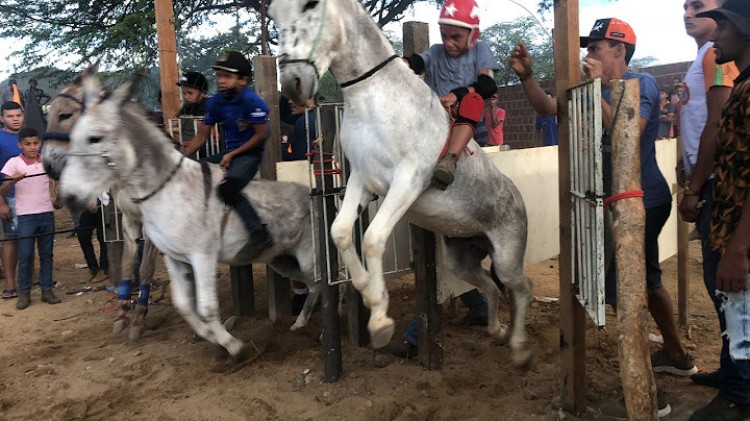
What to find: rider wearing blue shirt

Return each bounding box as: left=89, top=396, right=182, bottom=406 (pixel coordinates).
left=183, top=51, right=273, bottom=260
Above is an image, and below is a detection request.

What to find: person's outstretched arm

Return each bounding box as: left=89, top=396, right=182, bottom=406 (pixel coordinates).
left=509, top=43, right=556, bottom=116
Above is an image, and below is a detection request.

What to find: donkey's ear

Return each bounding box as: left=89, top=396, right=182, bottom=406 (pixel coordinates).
left=74, top=60, right=100, bottom=86
left=82, top=75, right=103, bottom=107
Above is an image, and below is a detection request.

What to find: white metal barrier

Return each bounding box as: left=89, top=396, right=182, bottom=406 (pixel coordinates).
left=568, top=79, right=606, bottom=328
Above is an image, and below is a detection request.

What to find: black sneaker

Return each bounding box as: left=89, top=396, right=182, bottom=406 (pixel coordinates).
left=431, top=153, right=457, bottom=190
left=651, top=349, right=698, bottom=376
left=691, top=370, right=720, bottom=389
left=16, top=292, right=30, bottom=310
left=236, top=225, right=274, bottom=261
left=690, top=393, right=750, bottom=420
left=41, top=289, right=62, bottom=305
left=387, top=339, right=418, bottom=360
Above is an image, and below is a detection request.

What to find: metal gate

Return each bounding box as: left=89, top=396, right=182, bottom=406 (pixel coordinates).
left=568, top=79, right=606, bottom=328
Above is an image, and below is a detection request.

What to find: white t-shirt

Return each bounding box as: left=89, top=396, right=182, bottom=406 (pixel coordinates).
left=680, top=42, right=738, bottom=175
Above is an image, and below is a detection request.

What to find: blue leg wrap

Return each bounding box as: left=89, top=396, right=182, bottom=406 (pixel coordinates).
left=118, top=279, right=132, bottom=301
left=137, top=283, right=151, bottom=307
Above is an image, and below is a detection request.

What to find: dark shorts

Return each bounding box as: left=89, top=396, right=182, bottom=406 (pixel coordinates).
left=605, top=202, right=672, bottom=305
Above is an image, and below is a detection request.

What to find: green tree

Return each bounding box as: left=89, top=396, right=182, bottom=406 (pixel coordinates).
left=482, top=16, right=554, bottom=86
left=0, top=0, right=431, bottom=74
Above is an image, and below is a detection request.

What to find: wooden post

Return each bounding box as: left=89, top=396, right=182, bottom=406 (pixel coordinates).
left=253, top=55, right=291, bottom=321
left=611, top=78, right=658, bottom=420
left=154, top=0, right=179, bottom=125
left=676, top=140, right=689, bottom=326
left=554, top=0, right=587, bottom=414
left=403, top=21, right=442, bottom=370
left=411, top=225, right=443, bottom=369
left=316, top=106, right=343, bottom=382
left=230, top=265, right=255, bottom=317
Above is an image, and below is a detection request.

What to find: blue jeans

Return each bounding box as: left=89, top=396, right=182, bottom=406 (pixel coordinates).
left=17, top=212, right=55, bottom=294
left=204, top=150, right=263, bottom=233
left=404, top=288, right=488, bottom=345
left=704, top=249, right=750, bottom=405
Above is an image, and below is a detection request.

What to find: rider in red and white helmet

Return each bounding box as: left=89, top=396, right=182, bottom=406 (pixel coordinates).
left=402, top=0, right=498, bottom=190
left=391, top=0, right=499, bottom=360
left=438, top=0, right=481, bottom=50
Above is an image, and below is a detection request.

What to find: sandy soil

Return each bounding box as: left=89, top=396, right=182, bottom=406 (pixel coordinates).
left=0, top=210, right=722, bottom=420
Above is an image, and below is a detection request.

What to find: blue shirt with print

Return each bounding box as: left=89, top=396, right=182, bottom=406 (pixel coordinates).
left=0, top=130, right=22, bottom=198
left=601, top=72, right=671, bottom=209
left=419, top=41, right=500, bottom=97
left=203, top=86, right=269, bottom=152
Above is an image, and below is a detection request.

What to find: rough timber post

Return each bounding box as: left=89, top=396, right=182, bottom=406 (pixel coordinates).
left=555, top=0, right=586, bottom=414
left=316, top=106, right=343, bottom=382
left=154, top=0, right=179, bottom=126
left=253, top=55, right=292, bottom=321
left=611, top=78, right=658, bottom=420
left=403, top=21, right=442, bottom=370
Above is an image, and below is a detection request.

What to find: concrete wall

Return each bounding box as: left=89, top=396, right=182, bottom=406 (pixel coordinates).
left=276, top=137, right=680, bottom=268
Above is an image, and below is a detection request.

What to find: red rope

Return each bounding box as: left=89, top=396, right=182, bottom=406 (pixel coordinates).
left=307, top=150, right=344, bottom=181
left=603, top=190, right=644, bottom=208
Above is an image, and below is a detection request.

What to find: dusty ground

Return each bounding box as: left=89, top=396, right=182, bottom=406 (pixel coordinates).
left=0, top=210, right=721, bottom=420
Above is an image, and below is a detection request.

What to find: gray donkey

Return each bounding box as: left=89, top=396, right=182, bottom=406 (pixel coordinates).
left=58, top=74, right=320, bottom=361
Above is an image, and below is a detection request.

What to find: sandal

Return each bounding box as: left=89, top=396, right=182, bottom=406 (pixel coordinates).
left=2, top=289, right=18, bottom=299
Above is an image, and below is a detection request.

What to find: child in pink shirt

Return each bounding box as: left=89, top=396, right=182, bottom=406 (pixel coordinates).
left=483, top=93, right=505, bottom=146
left=1, top=127, right=63, bottom=309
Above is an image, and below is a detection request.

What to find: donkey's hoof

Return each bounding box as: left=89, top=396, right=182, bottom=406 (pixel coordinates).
left=128, top=325, right=143, bottom=341
left=113, top=318, right=129, bottom=336
left=369, top=317, right=395, bottom=349
left=290, top=320, right=306, bottom=331
left=232, top=344, right=252, bottom=364
left=489, top=323, right=511, bottom=345
left=512, top=348, right=533, bottom=371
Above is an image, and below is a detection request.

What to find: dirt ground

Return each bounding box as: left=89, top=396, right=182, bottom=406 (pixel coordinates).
left=0, top=210, right=722, bottom=421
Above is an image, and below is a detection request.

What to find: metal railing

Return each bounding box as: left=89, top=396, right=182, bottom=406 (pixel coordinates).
left=568, top=78, right=606, bottom=328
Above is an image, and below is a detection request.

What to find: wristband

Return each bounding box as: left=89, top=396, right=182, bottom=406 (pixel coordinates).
left=518, top=69, right=533, bottom=81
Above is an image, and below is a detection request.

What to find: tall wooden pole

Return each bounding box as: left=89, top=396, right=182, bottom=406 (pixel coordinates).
left=155, top=0, right=179, bottom=126
left=611, top=78, right=658, bottom=420
left=554, top=0, right=586, bottom=414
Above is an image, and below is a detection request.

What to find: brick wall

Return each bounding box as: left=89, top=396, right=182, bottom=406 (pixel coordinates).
left=499, top=61, right=693, bottom=150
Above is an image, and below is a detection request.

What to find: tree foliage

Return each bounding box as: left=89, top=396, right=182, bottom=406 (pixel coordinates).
left=482, top=16, right=554, bottom=86
left=0, top=0, right=429, bottom=75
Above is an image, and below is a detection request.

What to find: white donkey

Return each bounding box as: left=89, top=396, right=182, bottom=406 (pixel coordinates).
left=270, top=0, right=532, bottom=366
left=43, top=68, right=162, bottom=340
left=58, top=75, right=321, bottom=361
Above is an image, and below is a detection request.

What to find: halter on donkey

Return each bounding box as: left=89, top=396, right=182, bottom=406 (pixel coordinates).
left=43, top=67, right=162, bottom=341
left=270, top=0, right=533, bottom=366
left=58, top=75, right=321, bottom=361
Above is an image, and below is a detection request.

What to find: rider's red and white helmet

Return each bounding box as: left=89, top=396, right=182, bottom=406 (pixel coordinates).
left=438, top=0, right=481, bottom=48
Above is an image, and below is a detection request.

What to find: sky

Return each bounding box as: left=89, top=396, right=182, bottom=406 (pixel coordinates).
left=0, top=0, right=698, bottom=82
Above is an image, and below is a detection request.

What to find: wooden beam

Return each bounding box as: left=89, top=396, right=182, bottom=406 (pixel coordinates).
left=252, top=55, right=291, bottom=322
left=554, top=0, right=587, bottom=415
left=403, top=20, right=442, bottom=370
left=611, top=78, right=658, bottom=420
left=154, top=0, right=179, bottom=125
left=317, top=106, right=343, bottom=382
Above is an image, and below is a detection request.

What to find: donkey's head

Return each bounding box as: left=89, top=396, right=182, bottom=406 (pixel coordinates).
left=270, top=0, right=345, bottom=104
left=59, top=75, right=141, bottom=210
left=43, top=61, right=100, bottom=180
